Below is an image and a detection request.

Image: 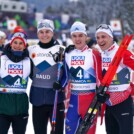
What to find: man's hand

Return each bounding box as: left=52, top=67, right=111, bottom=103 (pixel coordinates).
left=97, top=92, right=110, bottom=103
left=53, top=81, right=62, bottom=91
left=53, top=52, right=60, bottom=62
left=65, top=45, right=75, bottom=53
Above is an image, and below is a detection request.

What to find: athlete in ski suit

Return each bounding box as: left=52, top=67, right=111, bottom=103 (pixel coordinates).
left=28, top=19, right=67, bottom=134
left=65, top=21, right=102, bottom=134
left=0, top=31, right=30, bottom=134
left=95, top=24, right=134, bottom=134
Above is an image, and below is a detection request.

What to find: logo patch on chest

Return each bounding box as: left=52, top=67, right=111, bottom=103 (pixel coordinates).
left=71, top=56, right=85, bottom=65
left=102, top=57, right=111, bottom=67
left=8, top=64, right=23, bottom=74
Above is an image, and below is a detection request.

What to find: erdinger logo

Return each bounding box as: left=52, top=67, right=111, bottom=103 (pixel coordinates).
left=8, top=64, right=23, bottom=74
left=102, top=57, right=111, bottom=67
left=71, top=56, right=85, bottom=65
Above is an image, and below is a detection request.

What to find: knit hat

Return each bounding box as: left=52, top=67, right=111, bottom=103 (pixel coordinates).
left=0, top=31, right=6, bottom=39
left=10, top=32, right=27, bottom=48
left=96, top=24, right=113, bottom=38
left=13, top=26, right=26, bottom=34
left=37, top=19, right=54, bottom=33
left=70, top=21, right=87, bottom=35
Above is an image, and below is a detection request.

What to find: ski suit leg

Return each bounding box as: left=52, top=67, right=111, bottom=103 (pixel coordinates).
left=105, top=95, right=133, bottom=134
left=32, top=105, right=49, bottom=134
left=0, top=114, right=11, bottom=134
left=12, top=114, right=28, bottom=134
left=65, top=94, right=80, bottom=134
left=78, top=93, right=97, bottom=134
left=65, top=92, right=97, bottom=134
left=33, top=103, right=65, bottom=134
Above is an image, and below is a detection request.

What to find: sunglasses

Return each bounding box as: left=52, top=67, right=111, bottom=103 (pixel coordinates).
left=96, top=24, right=113, bottom=34
left=37, top=22, right=53, bottom=30
left=12, top=32, right=27, bottom=39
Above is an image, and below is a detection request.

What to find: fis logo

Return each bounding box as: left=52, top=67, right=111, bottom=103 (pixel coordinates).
left=8, top=64, right=23, bottom=74
left=102, top=57, right=111, bottom=67
left=71, top=56, right=85, bottom=65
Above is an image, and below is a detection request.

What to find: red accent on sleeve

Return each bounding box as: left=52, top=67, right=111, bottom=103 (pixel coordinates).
left=123, top=50, right=134, bottom=69
left=92, top=50, right=102, bottom=86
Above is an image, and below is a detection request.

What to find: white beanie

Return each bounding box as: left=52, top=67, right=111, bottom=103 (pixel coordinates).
left=96, top=24, right=113, bottom=38
left=70, top=21, right=87, bottom=35
left=37, top=19, right=54, bottom=33
left=0, top=31, right=6, bottom=39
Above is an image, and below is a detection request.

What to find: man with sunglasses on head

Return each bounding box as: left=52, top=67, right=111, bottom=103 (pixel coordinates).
left=95, top=24, right=134, bottom=134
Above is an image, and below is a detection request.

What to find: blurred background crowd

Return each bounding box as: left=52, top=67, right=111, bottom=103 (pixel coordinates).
left=0, top=0, right=134, bottom=48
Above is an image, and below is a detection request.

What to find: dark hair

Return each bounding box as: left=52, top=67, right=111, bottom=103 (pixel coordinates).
left=86, top=38, right=96, bottom=48
left=113, top=35, right=118, bottom=43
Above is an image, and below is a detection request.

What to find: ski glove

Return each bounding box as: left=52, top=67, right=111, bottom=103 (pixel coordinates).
left=97, top=92, right=110, bottom=103
left=65, top=45, right=75, bottom=53
left=53, top=52, right=60, bottom=62
left=53, top=81, right=62, bottom=91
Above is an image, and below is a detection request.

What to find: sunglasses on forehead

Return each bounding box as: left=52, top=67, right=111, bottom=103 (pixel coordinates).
left=37, top=22, right=52, bottom=29
left=96, top=24, right=113, bottom=34
left=13, top=32, right=27, bottom=39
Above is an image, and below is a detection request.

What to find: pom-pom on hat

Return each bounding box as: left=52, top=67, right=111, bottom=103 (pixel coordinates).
left=14, top=26, right=25, bottom=33
left=96, top=24, right=113, bottom=38
left=10, top=32, right=27, bottom=48
left=13, top=26, right=27, bottom=38
left=37, top=19, right=54, bottom=33
left=70, top=21, right=87, bottom=35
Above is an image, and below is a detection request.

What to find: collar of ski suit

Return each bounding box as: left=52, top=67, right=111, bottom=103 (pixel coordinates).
left=75, top=45, right=89, bottom=52
left=102, top=42, right=118, bottom=56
